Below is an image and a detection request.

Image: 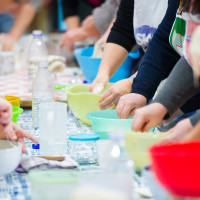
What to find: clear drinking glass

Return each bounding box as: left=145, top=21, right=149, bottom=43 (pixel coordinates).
left=39, top=102, right=67, bottom=156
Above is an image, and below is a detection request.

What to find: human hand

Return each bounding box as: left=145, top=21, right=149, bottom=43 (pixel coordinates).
left=185, top=121, right=200, bottom=141
left=131, top=103, right=167, bottom=132
left=0, top=98, right=12, bottom=127
left=99, top=78, right=132, bottom=110
left=116, top=93, right=147, bottom=119
left=81, top=15, right=100, bottom=38
left=161, top=118, right=193, bottom=144
left=60, top=28, right=86, bottom=52
left=0, top=34, right=17, bottom=51
left=0, top=122, right=38, bottom=153
left=89, top=73, right=109, bottom=93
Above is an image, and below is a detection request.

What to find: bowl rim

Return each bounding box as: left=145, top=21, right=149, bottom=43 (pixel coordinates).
left=86, top=110, right=133, bottom=121
left=149, top=140, right=200, bottom=156
left=74, top=46, right=141, bottom=60
left=66, top=83, right=113, bottom=96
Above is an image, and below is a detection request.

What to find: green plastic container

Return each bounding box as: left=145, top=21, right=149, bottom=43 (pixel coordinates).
left=87, top=110, right=155, bottom=139
left=65, top=84, right=113, bottom=125
left=12, top=106, right=23, bottom=123
left=28, top=170, right=80, bottom=200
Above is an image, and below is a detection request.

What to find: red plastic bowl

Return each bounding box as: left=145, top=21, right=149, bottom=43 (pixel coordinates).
left=149, top=141, right=200, bottom=198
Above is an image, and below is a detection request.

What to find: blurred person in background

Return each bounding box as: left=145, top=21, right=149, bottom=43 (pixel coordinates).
left=0, top=0, right=39, bottom=51
left=60, top=0, right=119, bottom=52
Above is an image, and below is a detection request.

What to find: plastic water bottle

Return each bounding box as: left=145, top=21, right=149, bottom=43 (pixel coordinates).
left=27, top=30, right=48, bottom=91
left=102, top=132, right=134, bottom=199
left=32, top=61, right=54, bottom=129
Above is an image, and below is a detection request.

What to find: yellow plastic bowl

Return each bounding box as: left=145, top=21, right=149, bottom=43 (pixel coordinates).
left=125, top=131, right=167, bottom=170
left=65, top=84, right=113, bottom=125
left=5, top=95, right=21, bottom=107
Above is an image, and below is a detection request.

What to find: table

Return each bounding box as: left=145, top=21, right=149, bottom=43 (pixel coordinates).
left=0, top=109, right=154, bottom=200
left=0, top=67, right=83, bottom=107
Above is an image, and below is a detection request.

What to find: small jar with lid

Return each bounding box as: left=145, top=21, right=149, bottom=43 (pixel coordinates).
left=69, top=134, right=100, bottom=165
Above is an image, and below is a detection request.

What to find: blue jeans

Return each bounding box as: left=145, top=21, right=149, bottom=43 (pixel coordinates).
left=0, top=13, right=14, bottom=33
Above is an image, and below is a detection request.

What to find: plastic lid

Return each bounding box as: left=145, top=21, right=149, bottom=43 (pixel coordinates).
left=28, top=170, right=80, bottom=185
left=69, top=134, right=100, bottom=141
left=32, top=30, right=43, bottom=37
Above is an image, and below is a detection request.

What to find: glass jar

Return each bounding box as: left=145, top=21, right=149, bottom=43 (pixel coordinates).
left=69, top=134, right=100, bottom=165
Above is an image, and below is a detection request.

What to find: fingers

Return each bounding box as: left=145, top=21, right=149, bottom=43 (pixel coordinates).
left=4, top=123, right=17, bottom=140
left=18, top=138, right=26, bottom=154
left=99, top=93, right=116, bottom=110
left=116, top=101, right=125, bottom=119
left=120, top=105, right=135, bottom=119
left=15, top=124, right=38, bottom=144
left=131, top=113, right=147, bottom=132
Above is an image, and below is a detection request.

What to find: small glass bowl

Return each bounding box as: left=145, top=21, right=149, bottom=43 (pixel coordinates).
left=69, top=134, right=100, bottom=165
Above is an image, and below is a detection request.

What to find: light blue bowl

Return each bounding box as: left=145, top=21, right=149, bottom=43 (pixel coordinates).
left=74, top=46, right=140, bottom=83
left=87, top=110, right=155, bottom=140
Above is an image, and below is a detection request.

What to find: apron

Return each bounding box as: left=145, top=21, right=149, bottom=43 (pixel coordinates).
left=169, top=0, right=200, bottom=65
left=134, top=0, right=168, bottom=50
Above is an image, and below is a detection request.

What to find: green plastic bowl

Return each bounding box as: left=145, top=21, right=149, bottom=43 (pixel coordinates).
left=12, top=106, right=23, bottom=123
left=65, top=84, right=113, bottom=125
left=125, top=131, right=167, bottom=170
left=86, top=110, right=155, bottom=139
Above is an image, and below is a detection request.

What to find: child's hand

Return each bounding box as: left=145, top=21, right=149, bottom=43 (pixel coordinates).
left=0, top=122, right=38, bottom=153
left=131, top=103, right=167, bottom=132
left=0, top=98, right=12, bottom=127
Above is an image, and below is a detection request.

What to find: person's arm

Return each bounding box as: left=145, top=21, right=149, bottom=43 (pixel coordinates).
left=153, top=57, right=200, bottom=124
left=62, top=0, right=80, bottom=29
left=93, top=0, right=118, bottom=36
left=90, top=0, right=136, bottom=92
left=131, top=0, right=180, bottom=101
left=1, top=3, right=36, bottom=51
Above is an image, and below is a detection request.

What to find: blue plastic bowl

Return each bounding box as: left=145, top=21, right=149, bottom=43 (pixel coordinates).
left=87, top=110, right=155, bottom=140
left=74, top=46, right=140, bottom=83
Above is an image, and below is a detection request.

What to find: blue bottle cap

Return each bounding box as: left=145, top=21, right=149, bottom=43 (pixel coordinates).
left=69, top=134, right=100, bottom=141
left=83, top=80, right=88, bottom=84
left=32, top=144, right=40, bottom=149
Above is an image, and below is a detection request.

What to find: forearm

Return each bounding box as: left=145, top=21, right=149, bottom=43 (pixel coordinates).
left=107, top=0, right=136, bottom=52
left=9, top=4, right=36, bottom=40
left=97, top=43, right=128, bottom=78
left=153, top=57, right=200, bottom=119
left=65, top=16, right=80, bottom=30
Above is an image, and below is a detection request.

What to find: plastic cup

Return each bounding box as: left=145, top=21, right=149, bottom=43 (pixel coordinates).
left=39, top=102, right=67, bottom=156
left=5, top=95, right=21, bottom=107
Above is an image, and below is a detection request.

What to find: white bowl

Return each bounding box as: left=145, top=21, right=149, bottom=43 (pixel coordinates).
left=0, top=140, right=22, bottom=176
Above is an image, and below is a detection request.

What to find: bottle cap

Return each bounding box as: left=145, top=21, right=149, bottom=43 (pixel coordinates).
left=32, top=30, right=43, bottom=37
